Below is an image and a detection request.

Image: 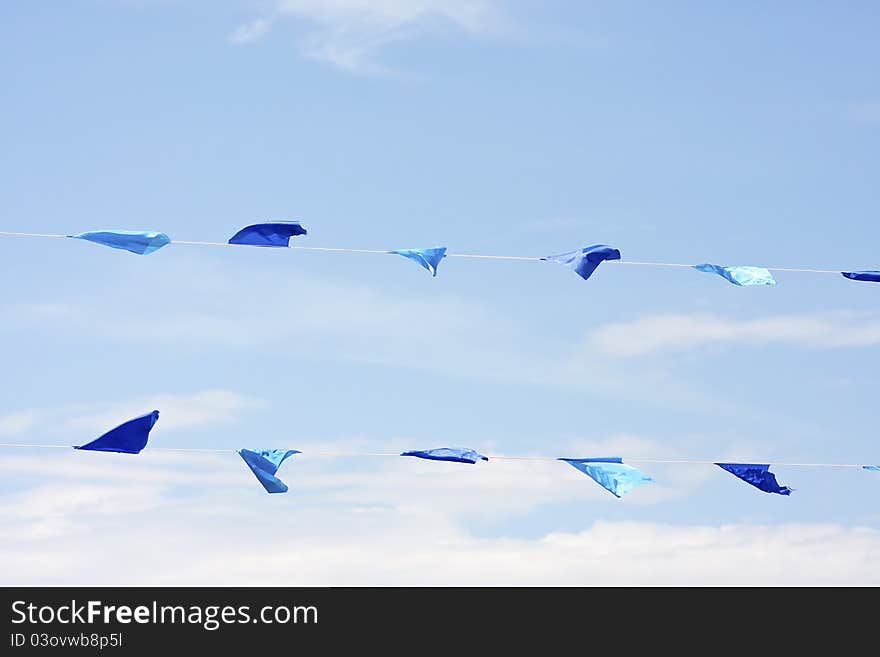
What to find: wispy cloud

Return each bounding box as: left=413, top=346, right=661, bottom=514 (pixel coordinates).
left=0, top=260, right=732, bottom=412
left=13, top=265, right=880, bottom=413
left=590, top=311, right=880, bottom=357
left=2, top=467, right=878, bottom=585
left=228, top=18, right=272, bottom=45
left=0, top=389, right=267, bottom=439
left=0, top=411, right=39, bottom=437
left=231, top=0, right=507, bottom=73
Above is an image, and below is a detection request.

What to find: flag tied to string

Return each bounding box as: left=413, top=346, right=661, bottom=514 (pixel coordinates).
left=559, top=457, right=652, bottom=498
left=694, top=263, right=776, bottom=286
left=401, top=448, right=488, bottom=464
left=545, top=245, right=621, bottom=281
left=74, top=411, right=160, bottom=454
left=239, top=448, right=300, bottom=493
left=390, top=247, right=448, bottom=276
left=228, top=222, right=308, bottom=247
left=715, top=463, right=792, bottom=495
left=71, top=231, right=171, bottom=255
left=842, top=271, right=880, bottom=283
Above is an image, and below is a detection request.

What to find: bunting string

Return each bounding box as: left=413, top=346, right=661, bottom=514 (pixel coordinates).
left=0, top=227, right=868, bottom=282
left=0, top=442, right=869, bottom=467
left=0, top=412, right=876, bottom=500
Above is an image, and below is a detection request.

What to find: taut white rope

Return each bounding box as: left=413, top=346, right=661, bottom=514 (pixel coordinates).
left=0, top=231, right=68, bottom=239
left=0, top=231, right=858, bottom=273
left=0, top=442, right=871, bottom=468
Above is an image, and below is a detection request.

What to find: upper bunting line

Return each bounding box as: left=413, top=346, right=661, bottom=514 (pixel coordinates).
left=0, top=442, right=869, bottom=467
left=0, top=230, right=846, bottom=270
left=0, top=228, right=864, bottom=282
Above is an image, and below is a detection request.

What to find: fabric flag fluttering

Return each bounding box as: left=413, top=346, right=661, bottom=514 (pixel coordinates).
left=401, top=448, right=488, bottom=464
left=74, top=410, right=160, bottom=454
left=228, top=222, right=308, bottom=247
left=71, top=230, right=171, bottom=256
left=716, top=463, right=792, bottom=495
left=864, top=465, right=880, bottom=472
left=545, top=245, right=621, bottom=281
left=693, top=263, right=776, bottom=286
left=390, top=247, right=447, bottom=277
left=559, top=457, right=652, bottom=498
left=842, top=271, right=880, bottom=283
left=238, top=448, right=300, bottom=494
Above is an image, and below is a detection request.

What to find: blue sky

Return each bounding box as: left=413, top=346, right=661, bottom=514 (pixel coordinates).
left=1, top=1, right=879, bottom=584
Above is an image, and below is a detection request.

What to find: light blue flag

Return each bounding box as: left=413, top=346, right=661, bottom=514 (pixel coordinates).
left=544, top=245, right=621, bottom=281
left=390, top=247, right=447, bottom=276
left=864, top=465, right=880, bottom=472
left=71, top=230, right=171, bottom=255
left=239, top=448, right=300, bottom=494
left=559, top=457, right=652, bottom=498
left=693, top=263, right=776, bottom=286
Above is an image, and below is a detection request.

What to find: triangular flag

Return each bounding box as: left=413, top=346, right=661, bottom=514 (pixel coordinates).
left=390, top=247, right=447, bottom=276
left=71, top=230, right=170, bottom=255
left=228, top=222, right=307, bottom=247
left=545, top=245, right=621, bottom=281
left=74, top=411, right=160, bottom=454
left=716, top=463, right=792, bottom=495
left=239, top=448, right=300, bottom=493
left=694, top=263, right=776, bottom=286
left=559, top=457, right=652, bottom=498
left=842, top=271, right=880, bottom=283
left=401, top=447, right=488, bottom=464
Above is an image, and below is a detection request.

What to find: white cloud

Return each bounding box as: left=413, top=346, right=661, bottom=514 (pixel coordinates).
left=228, top=18, right=273, bottom=45
left=2, top=473, right=878, bottom=584
left=0, top=432, right=876, bottom=585
left=590, top=311, right=880, bottom=357
left=0, top=483, right=168, bottom=541
left=0, top=411, right=38, bottom=437
left=0, top=389, right=267, bottom=440
left=235, top=0, right=506, bottom=72
left=277, top=0, right=497, bottom=32
left=62, top=389, right=268, bottom=433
